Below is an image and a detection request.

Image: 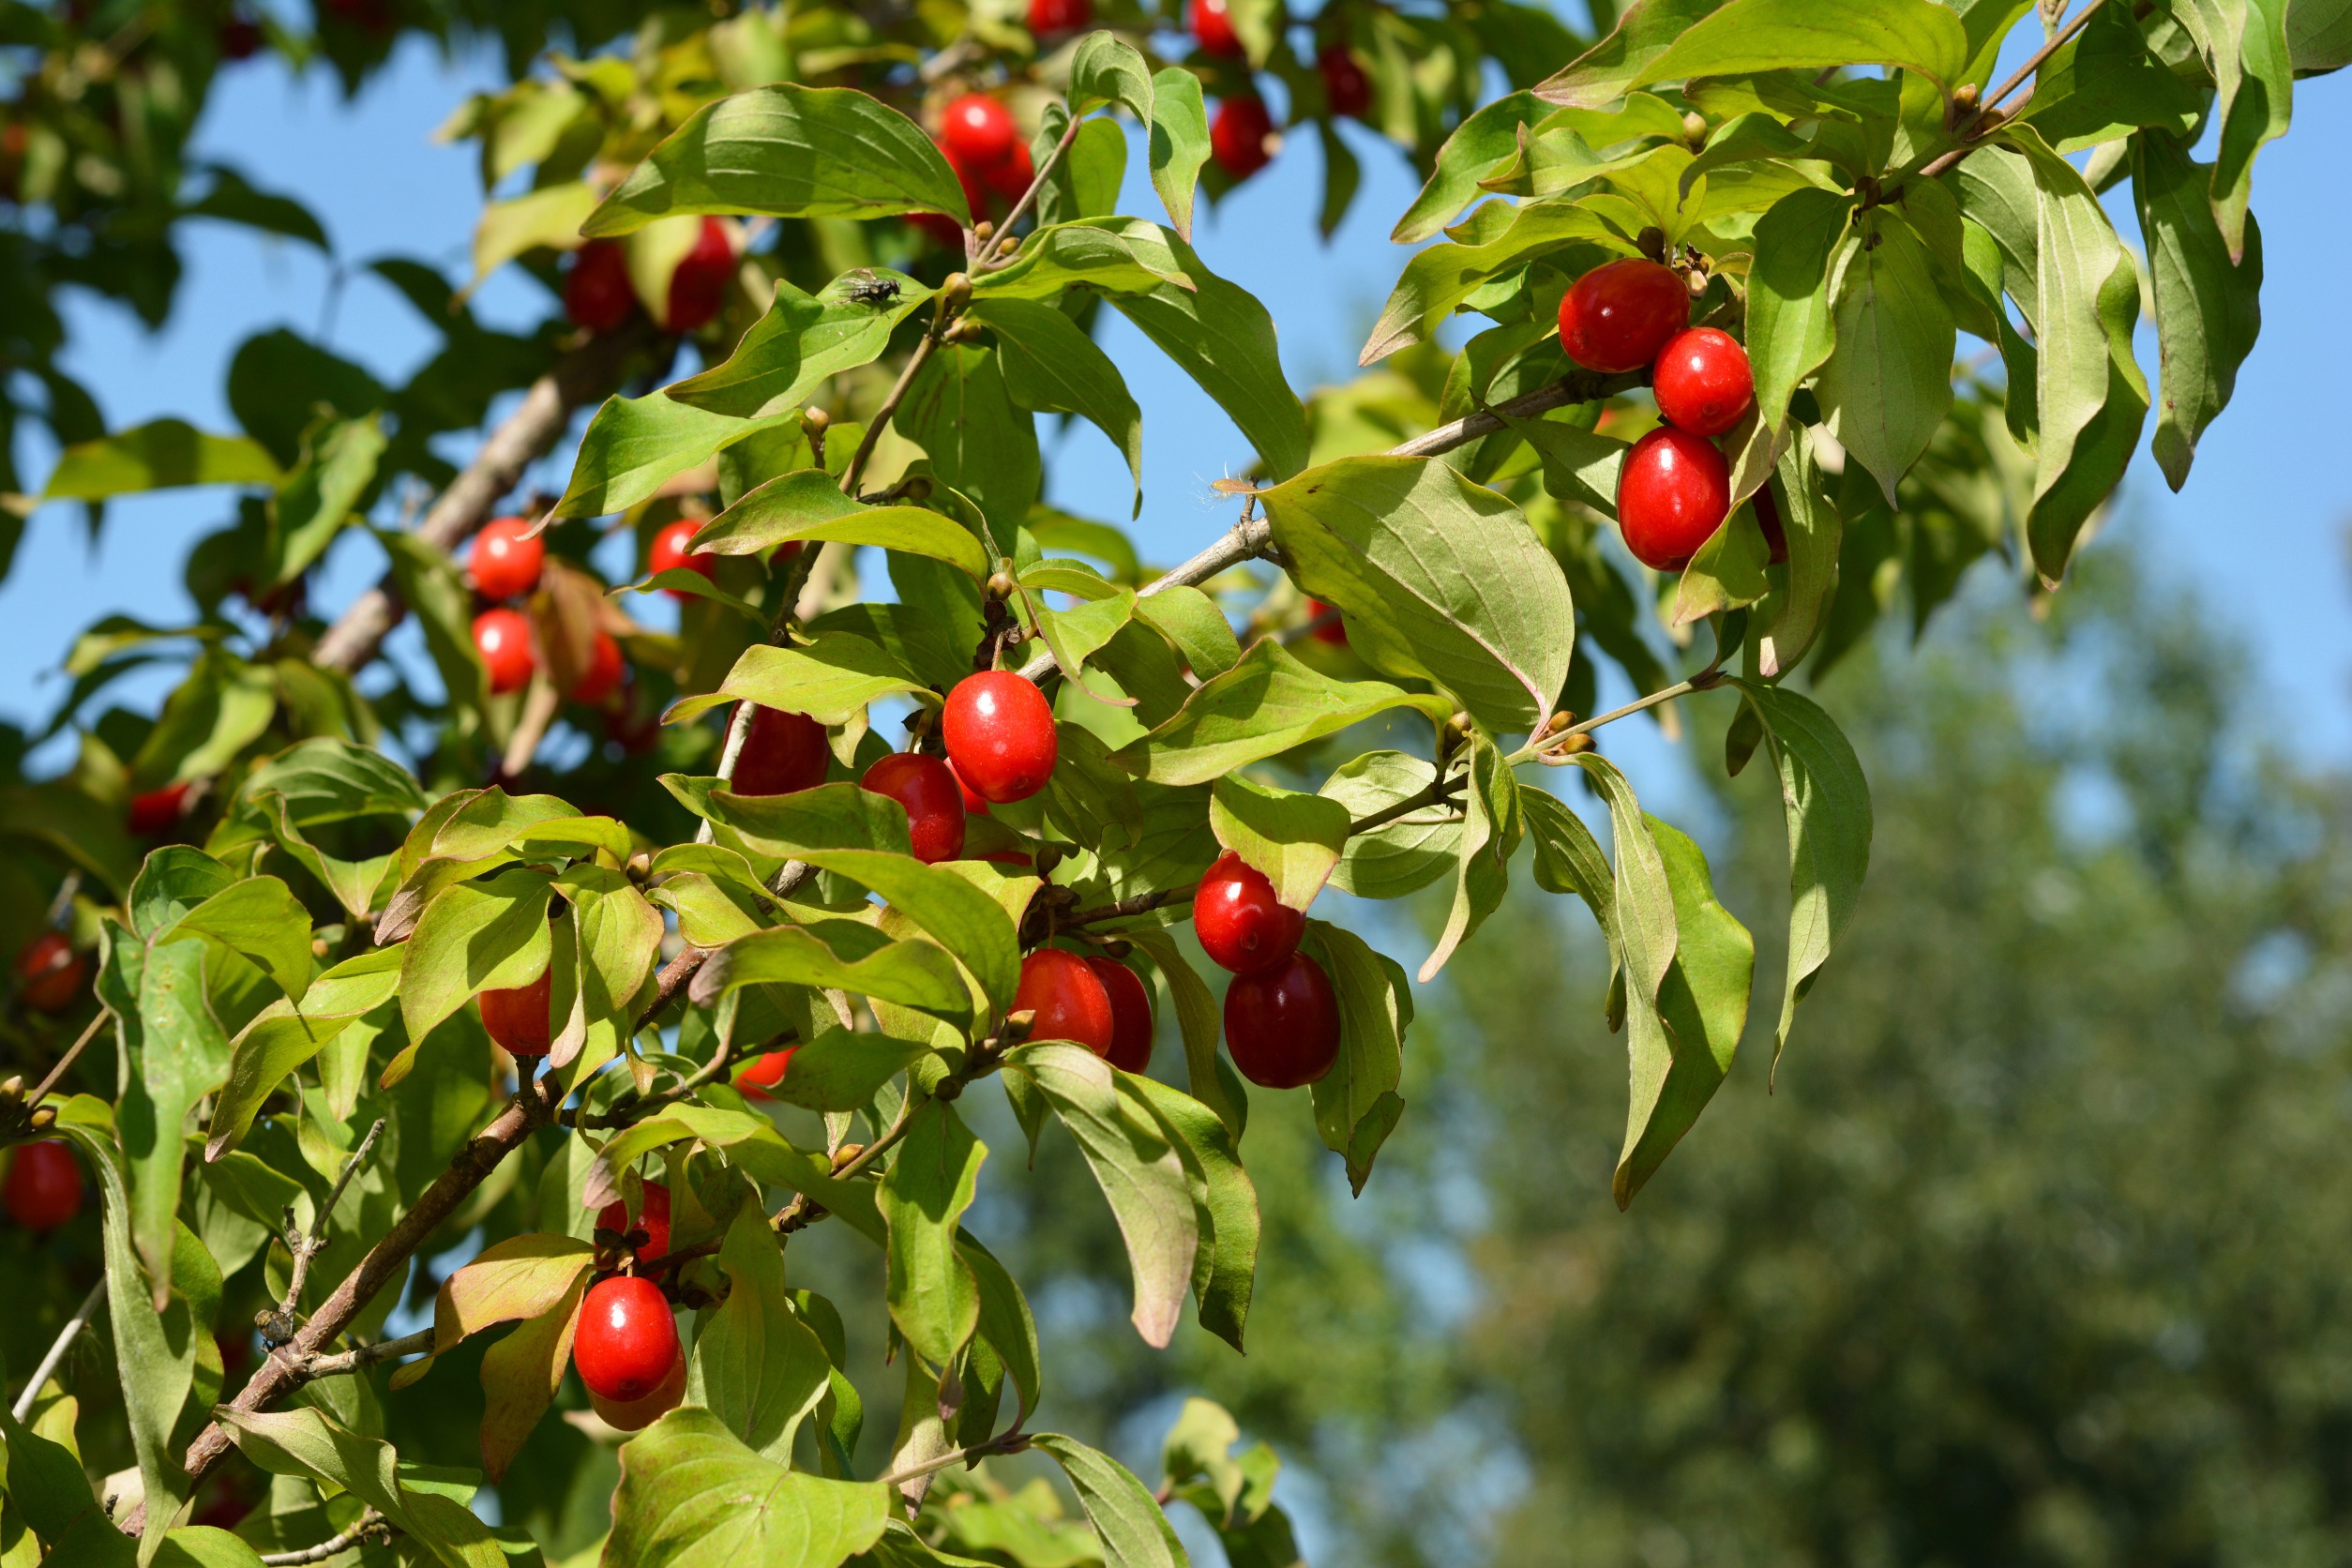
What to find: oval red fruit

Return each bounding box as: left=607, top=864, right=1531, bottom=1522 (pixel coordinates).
left=565, top=240, right=637, bottom=334
left=472, top=608, right=535, bottom=695
left=1223, top=953, right=1340, bottom=1089
left=734, top=706, right=831, bottom=797
left=736, top=1046, right=799, bottom=1100
left=1305, top=598, right=1348, bottom=645
left=1557, top=258, right=1688, bottom=374
left=1014, top=949, right=1115, bottom=1056
left=1319, top=46, right=1371, bottom=118
left=1651, top=326, right=1755, bottom=437
left=861, top=753, right=968, bottom=864
left=984, top=140, right=1035, bottom=205
left=574, top=1274, right=681, bottom=1405
left=948, top=759, right=991, bottom=817
left=596, top=1182, right=671, bottom=1260
left=1085, top=957, right=1155, bottom=1073
left=942, top=671, right=1059, bottom=803
left=128, top=781, right=191, bottom=837
left=1192, top=0, right=1244, bottom=56
left=4, top=1140, right=83, bottom=1230
left=570, top=632, right=626, bottom=705
left=647, top=519, right=717, bottom=601
left=942, top=95, right=1018, bottom=170
left=1028, top=0, right=1092, bottom=36
left=1616, top=425, right=1731, bottom=571
left=470, top=515, right=545, bottom=599
left=665, top=218, right=735, bottom=333
left=480, top=967, right=554, bottom=1059
left=16, top=931, right=86, bottom=1014
left=1194, top=851, right=1305, bottom=975
left=1211, top=98, right=1275, bottom=180
left=589, top=1349, right=686, bottom=1432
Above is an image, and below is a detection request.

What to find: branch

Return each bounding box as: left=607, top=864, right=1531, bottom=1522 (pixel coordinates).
left=1346, top=772, right=1466, bottom=837
left=873, top=1428, right=1033, bottom=1491
left=258, top=1509, right=390, bottom=1565
left=258, top=1117, right=386, bottom=1347
left=977, top=113, right=1086, bottom=269
left=10, top=1278, right=106, bottom=1422
left=275, top=1327, right=436, bottom=1382
left=1912, top=0, right=2105, bottom=183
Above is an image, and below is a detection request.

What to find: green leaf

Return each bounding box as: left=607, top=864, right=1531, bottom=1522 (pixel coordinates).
left=556, top=390, right=787, bottom=522
left=1534, top=0, right=1729, bottom=108
left=897, top=345, right=1042, bottom=535
left=2132, top=129, right=2263, bottom=491
left=214, top=1405, right=514, bottom=1568
left=1261, top=455, right=1576, bottom=736
left=550, top=869, right=665, bottom=1082
left=134, top=648, right=279, bottom=789
left=1131, top=585, right=1239, bottom=679
left=1393, top=91, right=1547, bottom=243
left=377, top=530, right=487, bottom=714
left=696, top=474, right=990, bottom=577
left=1122, top=1078, right=1259, bottom=1351
left=1123, top=928, right=1246, bottom=1140
left=468, top=180, right=600, bottom=288
left=1111, top=639, right=1451, bottom=787
left=1036, top=111, right=1130, bottom=228
left=2289, top=0, right=2352, bottom=71
left=689, top=1205, right=832, bottom=1463
left=219, top=738, right=428, bottom=919
left=205, top=946, right=402, bottom=1159
left=670, top=270, right=930, bottom=419
left=587, top=84, right=969, bottom=234
left=1815, top=210, right=1953, bottom=503
left=1031, top=1434, right=1189, bottom=1568
left=689, top=922, right=974, bottom=1028
left=792, top=850, right=1020, bottom=1011
left=749, top=1029, right=929, bottom=1111
left=667, top=633, right=929, bottom=729
left=164, top=875, right=313, bottom=1005
left=2019, top=5, right=2203, bottom=149
left=268, top=415, right=384, bottom=586
left=1747, top=187, right=1856, bottom=439
left=674, top=778, right=914, bottom=857
left=118, top=937, right=238, bottom=1310
left=432, top=1233, right=597, bottom=1354
left=1006, top=1044, right=1198, bottom=1347
left=1755, top=430, right=1843, bottom=677
left=608, top=1410, right=892, bottom=1567
left=478, top=1270, right=587, bottom=1484
left=1319, top=751, right=1463, bottom=899
left=961, top=1235, right=1044, bottom=1423
left=967, top=220, right=1196, bottom=302
left=1642, top=0, right=1969, bottom=91
left=1671, top=503, right=1772, bottom=626
left=1421, top=736, right=1520, bottom=983
left=42, top=419, right=280, bottom=501
left=880, top=1099, right=987, bottom=1366
left=397, top=867, right=556, bottom=1044
left=974, top=298, right=1146, bottom=519
left=1572, top=753, right=1678, bottom=1015
left=1361, top=203, right=1623, bottom=364
left=0, top=780, right=140, bottom=897
left=1070, top=32, right=1155, bottom=121
left=1731, top=679, right=1872, bottom=1071
left=1147, top=67, right=1211, bottom=241
left=184, top=163, right=329, bottom=251
left=2161, top=0, right=2293, bottom=256
left=1208, top=776, right=1349, bottom=910
left=1304, top=923, right=1410, bottom=1194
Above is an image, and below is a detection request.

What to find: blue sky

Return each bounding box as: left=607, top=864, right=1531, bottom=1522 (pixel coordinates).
left=4, top=28, right=2348, bottom=789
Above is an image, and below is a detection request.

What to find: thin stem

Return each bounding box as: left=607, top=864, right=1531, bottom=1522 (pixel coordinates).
left=28, top=1009, right=106, bottom=1106
left=979, top=113, right=1086, bottom=269
left=1348, top=774, right=1466, bottom=837
left=1055, top=886, right=1194, bottom=932
left=11, top=1279, right=106, bottom=1422
left=280, top=1327, right=436, bottom=1382
left=1911, top=0, right=2105, bottom=183
left=259, top=1509, right=388, bottom=1565
left=873, top=1430, right=1033, bottom=1491
left=263, top=1117, right=387, bottom=1346
left=840, top=328, right=942, bottom=499
left=830, top=1092, right=921, bottom=1185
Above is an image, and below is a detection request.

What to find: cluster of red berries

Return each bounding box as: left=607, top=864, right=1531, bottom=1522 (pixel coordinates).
left=4, top=1140, right=83, bottom=1230
left=562, top=218, right=737, bottom=337
left=1192, top=0, right=1371, bottom=183
left=465, top=516, right=626, bottom=704
left=574, top=1183, right=685, bottom=1430
left=912, top=93, right=1037, bottom=252
left=1554, top=258, right=1756, bottom=571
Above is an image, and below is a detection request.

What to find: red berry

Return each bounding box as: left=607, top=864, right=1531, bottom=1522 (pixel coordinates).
left=1014, top=949, right=1115, bottom=1056
left=647, top=519, right=716, bottom=601
left=470, top=515, right=545, bottom=599
left=128, top=782, right=191, bottom=837
left=911, top=212, right=966, bottom=250
left=596, top=1182, right=671, bottom=1260
left=570, top=632, right=625, bottom=705
left=565, top=241, right=638, bottom=335
left=480, top=967, right=554, bottom=1059
left=948, top=759, right=991, bottom=817
left=1210, top=98, right=1275, bottom=180
left=733, top=706, right=831, bottom=797
left=1085, top=957, right=1154, bottom=1073
left=4, top=1141, right=83, bottom=1230
left=15, top=931, right=86, bottom=1014
left=1651, top=326, right=1755, bottom=437
left=1223, top=953, right=1339, bottom=1089
left=942, top=95, right=1018, bottom=170
left=1192, top=0, right=1245, bottom=57
left=1616, top=426, right=1731, bottom=571
left=984, top=140, right=1035, bottom=206
left=942, top=671, right=1059, bottom=804
left=735, top=1046, right=799, bottom=1100
left=1194, top=851, right=1305, bottom=975
left=1319, top=46, right=1371, bottom=118
left=1557, top=258, right=1689, bottom=374
left=589, top=1349, right=686, bottom=1432
left=1029, top=0, right=1092, bottom=36
left=665, top=218, right=735, bottom=334
left=473, top=608, right=535, bottom=696
left=861, top=753, right=968, bottom=864
left=1304, top=598, right=1348, bottom=645
left=574, top=1275, right=681, bottom=1406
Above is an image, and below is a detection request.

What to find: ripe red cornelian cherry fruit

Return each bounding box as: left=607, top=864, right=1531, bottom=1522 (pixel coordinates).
left=664, top=218, right=734, bottom=333
left=575, top=1275, right=683, bottom=1415
left=565, top=240, right=637, bottom=334
left=1305, top=598, right=1348, bottom=645
left=479, top=967, right=554, bottom=1059
left=1014, top=949, right=1115, bottom=1056
left=735, top=1045, right=799, bottom=1100
left=942, top=94, right=1018, bottom=170
left=569, top=632, right=625, bottom=705
left=1029, top=0, right=1090, bottom=36
left=861, top=753, right=967, bottom=864
left=469, top=516, right=544, bottom=599
left=1195, top=852, right=1305, bottom=975
left=472, top=608, right=535, bottom=695
left=1211, top=98, right=1275, bottom=179
left=1319, top=46, right=1371, bottom=118
left=16, top=931, right=87, bottom=1013
left=942, top=671, right=1059, bottom=804
left=1557, top=258, right=1688, bottom=374
left=984, top=140, right=1035, bottom=205
left=596, top=1182, right=671, bottom=1260
left=1616, top=426, right=1731, bottom=571
left=948, top=759, right=990, bottom=816
left=1223, top=952, right=1340, bottom=1089
left=733, top=705, right=831, bottom=796
left=647, top=519, right=716, bottom=601
left=1086, top=957, right=1155, bottom=1073
left=1651, top=326, right=1755, bottom=437
left=1192, top=0, right=1244, bottom=55
left=128, top=781, right=191, bottom=837
left=4, top=1140, right=83, bottom=1230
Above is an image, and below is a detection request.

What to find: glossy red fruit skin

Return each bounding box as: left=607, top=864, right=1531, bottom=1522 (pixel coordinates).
left=1651, top=326, right=1755, bottom=437
left=473, top=608, right=535, bottom=695
left=647, top=519, right=717, bottom=601
left=16, top=931, right=87, bottom=1013
left=1028, top=0, right=1092, bottom=36
left=1085, top=957, right=1154, bottom=1073
left=734, top=706, right=831, bottom=797
left=1616, top=426, right=1731, bottom=571
left=1192, top=0, right=1244, bottom=56
left=479, top=967, right=554, bottom=1059
left=575, top=1275, right=681, bottom=1404
left=596, top=1182, right=671, bottom=1260
left=942, top=95, right=1018, bottom=169
left=1194, top=852, right=1305, bottom=975
left=570, top=632, right=625, bottom=705
left=1304, top=597, right=1348, bottom=645
left=1319, top=46, right=1371, bottom=117
left=589, top=1349, right=686, bottom=1432
left=735, top=1046, right=799, bottom=1101
left=1014, top=949, right=1115, bottom=1056
left=4, top=1141, right=83, bottom=1230
left=470, top=516, right=545, bottom=599
left=1557, top=258, right=1689, bottom=374
left=984, top=140, right=1035, bottom=205
left=665, top=218, right=735, bottom=333
left=128, top=782, right=191, bottom=837
left=948, top=759, right=991, bottom=816
left=942, top=671, right=1059, bottom=803
left=1211, top=98, right=1274, bottom=179
left=1223, top=953, right=1339, bottom=1089
left=861, top=753, right=968, bottom=863
left=565, top=241, right=638, bottom=334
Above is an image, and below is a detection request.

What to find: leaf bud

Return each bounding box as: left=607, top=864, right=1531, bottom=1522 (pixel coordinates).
left=1000, top=1007, right=1037, bottom=1045
left=28, top=1105, right=55, bottom=1131
left=941, top=272, right=973, bottom=311
left=1682, top=111, right=1708, bottom=147
left=801, top=406, right=830, bottom=436
left=1032, top=842, right=1065, bottom=876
